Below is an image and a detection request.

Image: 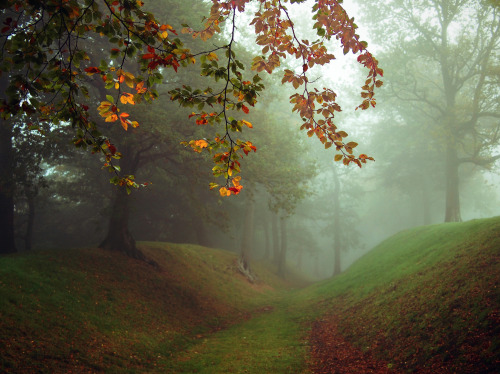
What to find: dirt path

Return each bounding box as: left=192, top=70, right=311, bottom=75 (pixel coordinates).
left=308, top=315, right=396, bottom=374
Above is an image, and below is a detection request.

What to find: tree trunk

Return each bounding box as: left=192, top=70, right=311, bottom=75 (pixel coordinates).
left=0, top=120, right=16, bottom=254
left=421, top=178, right=431, bottom=225
left=277, top=216, right=287, bottom=277
left=99, top=145, right=146, bottom=261
left=99, top=186, right=146, bottom=259
left=238, top=196, right=255, bottom=282
left=195, top=216, right=211, bottom=247
left=0, top=68, right=16, bottom=254
left=262, top=213, right=270, bottom=260
left=444, top=144, right=462, bottom=222
left=271, top=210, right=280, bottom=266
left=332, top=167, right=341, bottom=276
left=24, top=189, right=36, bottom=251
left=297, top=247, right=303, bottom=271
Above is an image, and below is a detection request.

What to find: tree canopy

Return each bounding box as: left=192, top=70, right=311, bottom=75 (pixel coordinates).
left=0, top=0, right=380, bottom=188
left=0, top=0, right=382, bottom=254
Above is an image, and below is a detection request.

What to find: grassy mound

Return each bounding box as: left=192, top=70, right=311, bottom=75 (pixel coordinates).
left=0, top=242, right=296, bottom=373
left=301, top=216, right=500, bottom=372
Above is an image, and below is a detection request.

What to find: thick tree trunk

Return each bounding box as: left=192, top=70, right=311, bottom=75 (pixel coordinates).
left=440, top=20, right=462, bottom=223
left=238, top=196, right=255, bottom=282
left=99, top=145, right=146, bottom=261
left=332, top=167, right=341, bottom=276
left=444, top=144, right=462, bottom=222
left=0, top=121, right=16, bottom=254
left=99, top=187, right=146, bottom=260
left=277, top=216, right=287, bottom=277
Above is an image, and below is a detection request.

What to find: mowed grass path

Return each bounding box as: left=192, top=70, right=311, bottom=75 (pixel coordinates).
left=166, top=296, right=310, bottom=373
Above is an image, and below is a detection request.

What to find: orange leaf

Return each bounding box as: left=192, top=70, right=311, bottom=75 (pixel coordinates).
left=135, top=81, right=147, bottom=93
left=242, top=120, right=253, bottom=128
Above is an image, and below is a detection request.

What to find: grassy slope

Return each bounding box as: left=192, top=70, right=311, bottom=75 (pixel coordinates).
left=0, top=217, right=498, bottom=373
left=0, top=242, right=298, bottom=373
left=297, top=216, right=499, bottom=372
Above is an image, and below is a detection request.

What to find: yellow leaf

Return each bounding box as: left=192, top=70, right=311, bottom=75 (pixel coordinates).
left=219, top=187, right=230, bottom=197
left=124, top=73, right=135, bottom=88
left=120, top=93, right=135, bottom=105
left=334, top=154, right=343, bottom=162
left=207, top=52, right=218, bottom=61
left=194, top=139, right=208, bottom=149
left=232, top=176, right=242, bottom=187
left=98, top=101, right=112, bottom=111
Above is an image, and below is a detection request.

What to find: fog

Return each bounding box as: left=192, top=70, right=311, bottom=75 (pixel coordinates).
left=10, top=0, right=500, bottom=280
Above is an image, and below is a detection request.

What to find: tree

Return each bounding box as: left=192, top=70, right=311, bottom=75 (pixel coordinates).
left=0, top=0, right=382, bottom=255
left=359, top=0, right=500, bottom=222
left=12, top=121, right=60, bottom=251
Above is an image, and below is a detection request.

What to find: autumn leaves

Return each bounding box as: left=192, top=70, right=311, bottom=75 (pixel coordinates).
left=83, top=0, right=382, bottom=195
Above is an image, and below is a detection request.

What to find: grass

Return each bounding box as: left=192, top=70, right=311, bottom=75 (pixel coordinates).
left=0, top=243, right=299, bottom=373
left=163, top=301, right=308, bottom=373
left=0, top=217, right=498, bottom=373
left=294, top=217, right=500, bottom=372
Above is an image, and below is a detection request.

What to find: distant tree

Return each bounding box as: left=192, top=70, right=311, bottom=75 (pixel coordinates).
left=359, top=0, right=500, bottom=222
left=12, top=122, right=60, bottom=251
left=0, top=0, right=381, bottom=255
left=236, top=94, right=316, bottom=279
left=329, top=166, right=364, bottom=275
left=366, top=104, right=443, bottom=227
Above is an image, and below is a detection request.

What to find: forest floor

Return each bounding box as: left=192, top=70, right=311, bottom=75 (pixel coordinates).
left=308, top=316, right=394, bottom=374
left=0, top=217, right=499, bottom=373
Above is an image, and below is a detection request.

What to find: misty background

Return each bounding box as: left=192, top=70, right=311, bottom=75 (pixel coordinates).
left=11, top=0, right=500, bottom=280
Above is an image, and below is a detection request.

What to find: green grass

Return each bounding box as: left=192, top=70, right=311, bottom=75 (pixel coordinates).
left=163, top=300, right=309, bottom=373
left=0, top=243, right=299, bottom=373
left=0, top=217, right=498, bottom=373
left=293, top=217, right=500, bottom=372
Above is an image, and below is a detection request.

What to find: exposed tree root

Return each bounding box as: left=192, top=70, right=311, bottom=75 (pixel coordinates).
left=237, top=255, right=257, bottom=283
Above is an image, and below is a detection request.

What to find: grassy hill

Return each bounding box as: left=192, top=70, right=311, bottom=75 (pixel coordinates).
left=0, top=217, right=498, bottom=373
left=0, top=242, right=299, bottom=373
left=298, top=216, right=500, bottom=373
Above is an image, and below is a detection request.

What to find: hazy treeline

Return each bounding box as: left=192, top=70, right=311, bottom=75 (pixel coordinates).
left=9, top=0, right=500, bottom=280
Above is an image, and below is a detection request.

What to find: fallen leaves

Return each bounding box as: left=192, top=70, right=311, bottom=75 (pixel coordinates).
left=308, top=315, right=394, bottom=374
